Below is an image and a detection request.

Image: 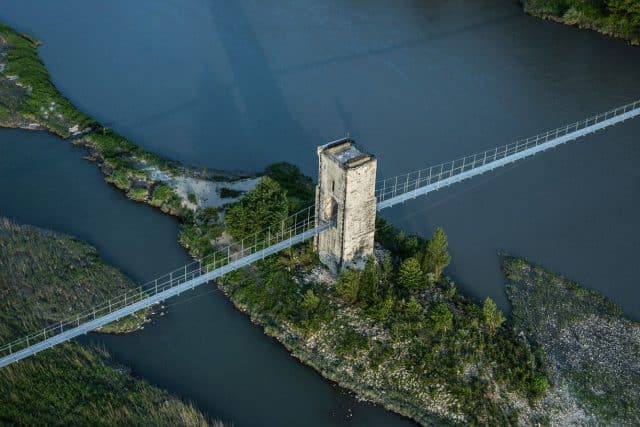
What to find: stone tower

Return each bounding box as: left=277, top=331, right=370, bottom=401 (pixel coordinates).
left=314, top=139, right=378, bottom=273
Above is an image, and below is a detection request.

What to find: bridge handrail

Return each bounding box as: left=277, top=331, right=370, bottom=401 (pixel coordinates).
left=375, top=99, right=640, bottom=204
left=0, top=203, right=319, bottom=359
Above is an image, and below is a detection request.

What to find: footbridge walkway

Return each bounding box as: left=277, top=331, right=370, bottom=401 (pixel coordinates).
left=1, top=99, right=638, bottom=368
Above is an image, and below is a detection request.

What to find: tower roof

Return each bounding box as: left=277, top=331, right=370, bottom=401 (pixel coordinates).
left=320, top=139, right=374, bottom=168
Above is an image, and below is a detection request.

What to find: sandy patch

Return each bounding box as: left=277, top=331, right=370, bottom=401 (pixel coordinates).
left=145, top=166, right=261, bottom=211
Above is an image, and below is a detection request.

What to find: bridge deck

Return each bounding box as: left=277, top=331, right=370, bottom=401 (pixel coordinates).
left=376, top=100, right=640, bottom=210
left=0, top=207, right=331, bottom=368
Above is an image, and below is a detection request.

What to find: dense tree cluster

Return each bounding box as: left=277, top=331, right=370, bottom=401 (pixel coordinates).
left=219, top=178, right=548, bottom=423
left=225, top=177, right=289, bottom=240
left=525, top=0, right=640, bottom=39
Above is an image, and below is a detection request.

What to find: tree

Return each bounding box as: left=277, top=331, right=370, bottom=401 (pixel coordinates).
left=529, top=373, right=549, bottom=400
left=264, top=162, right=315, bottom=210
left=430, top=303, right=453, bottom=332
left=368, top=297, right=394, bottom=321
left=358, top=258, right=383, bottom=306
left=607, top=0, right=640, bottom=33
left=482, top=297, right=505, bottom=335
left=397, top=257, right=424, bottom=292
left=225, top=177, right=289, bottom=240
left=403, top=296, right=423, bottom=321
left=335, top=269, right=360, bottom=304
left=301, top=289, right=321, bottom=316
left=421, top=227, right=451, bottom=282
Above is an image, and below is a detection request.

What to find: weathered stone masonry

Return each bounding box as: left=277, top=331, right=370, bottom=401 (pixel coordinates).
left=314, top=139, right=377, bottom=273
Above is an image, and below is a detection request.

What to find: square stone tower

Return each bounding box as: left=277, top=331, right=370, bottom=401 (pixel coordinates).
left=314, top=139, right=378, bottom=273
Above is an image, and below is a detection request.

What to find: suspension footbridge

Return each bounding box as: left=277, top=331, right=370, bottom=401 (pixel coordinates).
left=1, top=99, right=639, bottom=368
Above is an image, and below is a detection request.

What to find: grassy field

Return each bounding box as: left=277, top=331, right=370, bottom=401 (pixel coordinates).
left=0, top=218, right=219, bottom=426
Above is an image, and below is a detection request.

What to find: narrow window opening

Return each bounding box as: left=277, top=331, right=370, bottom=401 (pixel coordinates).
left=331, top=180, right=335, bottom=192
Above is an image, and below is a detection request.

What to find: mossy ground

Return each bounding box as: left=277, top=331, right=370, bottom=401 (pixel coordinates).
left=505, top=256, right=640, bottom=425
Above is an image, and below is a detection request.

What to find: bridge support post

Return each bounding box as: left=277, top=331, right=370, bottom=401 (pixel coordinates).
left=314, top=139, right=377, bottom=273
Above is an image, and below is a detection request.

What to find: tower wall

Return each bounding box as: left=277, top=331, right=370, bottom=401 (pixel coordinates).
left=314, top=139, right=377, bottom=273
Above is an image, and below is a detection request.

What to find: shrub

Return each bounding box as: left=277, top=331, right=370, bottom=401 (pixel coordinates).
left=335, top=269, right=360, bottom=304
left=127, top=188, right=148, bottom=202
left=219, top=187, right=243, bottom=198
left=150, top=184, right=175, bottom=206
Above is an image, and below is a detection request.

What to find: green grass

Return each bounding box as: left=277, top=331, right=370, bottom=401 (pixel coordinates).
left=0, top=24, right=94, bottom=136
left=0, top=23, right=209, bottom=221
left=127, top=187, right=149, bottom=202
left=0, top=219, right=147, bottom=340
left=0, top=344, right=211, bottom=427
left=0, top=218, right=218, bottom=426
left=149, top=184, right=173, bottom=204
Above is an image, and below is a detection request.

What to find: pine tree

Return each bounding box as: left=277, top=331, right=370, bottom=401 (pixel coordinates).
left=430, top=303, right=453, bottom=332
left=335, top=269, right=360, bottom=304
left=301, top=289, right=321, bottom=315
left=482, top=297, right=505, bottom=335
left=421, top=227, right=451, bottom=282
left=397, top=257, right=424, bottom=292
left=358, top=258, right=383, bottom=306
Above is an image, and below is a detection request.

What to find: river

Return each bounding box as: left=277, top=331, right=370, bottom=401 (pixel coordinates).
left=1, top=0, right=639, bottom=425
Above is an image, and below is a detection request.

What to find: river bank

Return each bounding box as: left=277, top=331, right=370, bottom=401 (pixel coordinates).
left=522, top=0, right=640, bottom=45
left=0, top=218, right=221, bottom=426
left=0, top=23, right=255, bottom=220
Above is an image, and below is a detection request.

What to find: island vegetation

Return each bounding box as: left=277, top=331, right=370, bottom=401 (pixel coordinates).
left=212, top=173, right=550, bottom=425
left=522, top=0, right=640, bottom=44
left=0, top=23, right=251, bottom=221
left=505, top=256, right=640, bottom=425
left=0, top=218, right=221, bottom=426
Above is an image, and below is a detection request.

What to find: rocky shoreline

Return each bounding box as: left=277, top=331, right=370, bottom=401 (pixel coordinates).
left=504, top=256, right=640, bottom=425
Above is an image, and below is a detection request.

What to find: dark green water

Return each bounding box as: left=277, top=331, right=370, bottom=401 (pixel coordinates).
left=1, top=0, right=640, bottom=425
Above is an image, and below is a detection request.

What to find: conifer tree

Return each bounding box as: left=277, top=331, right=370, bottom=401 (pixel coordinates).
left=397, top=257, right=424, bottom=292
left=482, top=297, right=505, bottom=335
left=421, top=227, right=451, bottom=282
